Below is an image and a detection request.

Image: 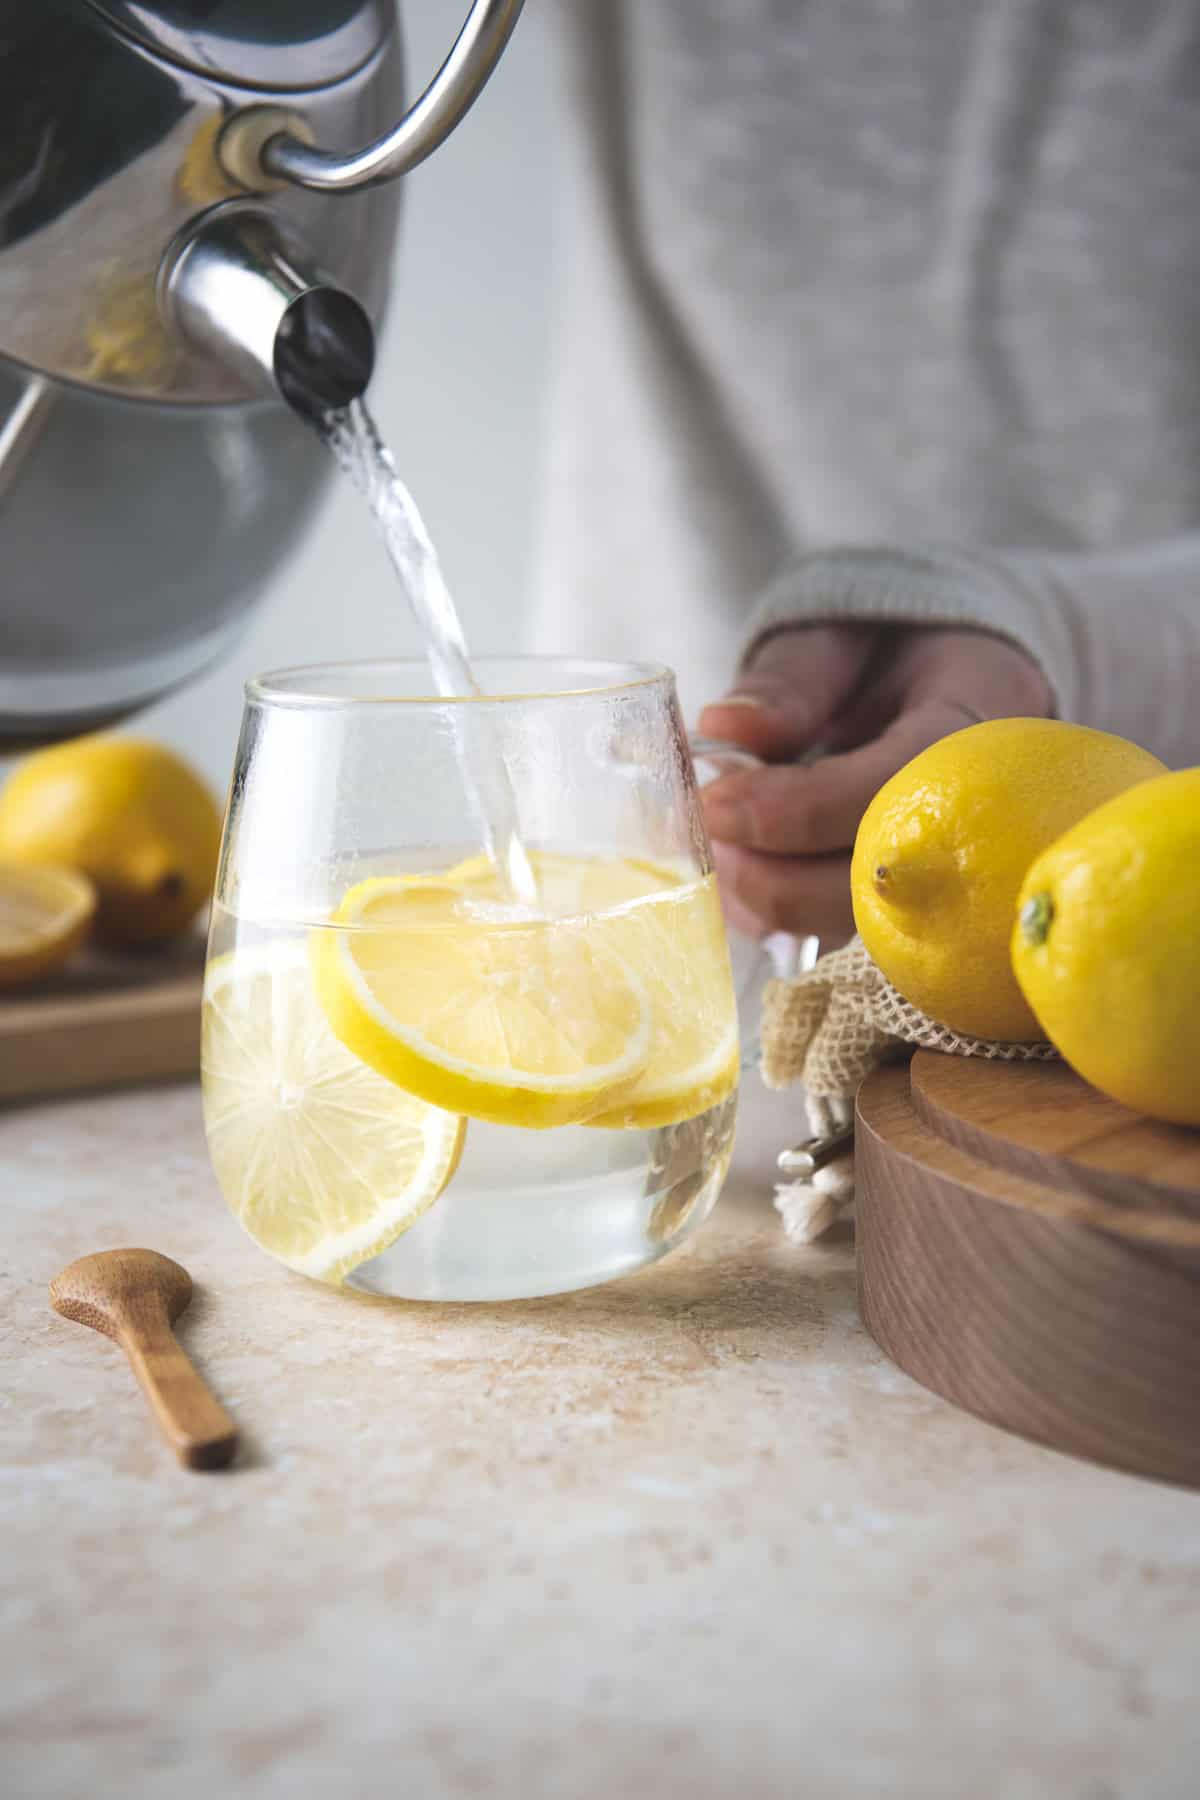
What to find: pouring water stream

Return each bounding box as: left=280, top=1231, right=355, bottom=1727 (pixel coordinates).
left=318, top=398, right=539, bottom=907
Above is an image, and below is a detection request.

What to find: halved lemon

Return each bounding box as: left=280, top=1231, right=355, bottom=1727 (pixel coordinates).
left=312, top=875, right=653, bottom=1129
left=202, top=943, right=465, bottom=1284
left=0, top=862, right=95, bottom=988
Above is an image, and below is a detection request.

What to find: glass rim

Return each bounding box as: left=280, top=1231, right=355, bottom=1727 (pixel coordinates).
left=245, top=655, right=676, bottom=710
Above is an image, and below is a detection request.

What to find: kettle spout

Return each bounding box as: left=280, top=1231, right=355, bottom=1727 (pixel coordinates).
left=158, top=202, right=374, bottom=422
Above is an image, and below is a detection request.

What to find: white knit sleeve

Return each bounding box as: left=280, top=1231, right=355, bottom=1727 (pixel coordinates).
left=744, top=541, right=1200, bottom=769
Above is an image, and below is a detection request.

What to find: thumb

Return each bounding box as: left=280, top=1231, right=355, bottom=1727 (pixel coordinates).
left=698, top=623, right=879, bottom=762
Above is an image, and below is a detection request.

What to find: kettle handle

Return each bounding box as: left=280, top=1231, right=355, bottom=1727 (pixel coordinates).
left=259, top=0, right=525, bottom=194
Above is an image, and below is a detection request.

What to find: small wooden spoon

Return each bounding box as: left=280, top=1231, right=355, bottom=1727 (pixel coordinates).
left=50, top=1249, right=238, bottom=1470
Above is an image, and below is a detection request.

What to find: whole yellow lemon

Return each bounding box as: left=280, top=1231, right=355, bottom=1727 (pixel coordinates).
left=0, top=737, right=221, bottom=948
left=850, top=718, right=1163, bottom=1040
left=1012, top=768, right=1200, bottom=1125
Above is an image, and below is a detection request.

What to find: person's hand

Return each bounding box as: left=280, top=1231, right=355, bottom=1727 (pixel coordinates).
left=697, top=622, right=1054, bottom=942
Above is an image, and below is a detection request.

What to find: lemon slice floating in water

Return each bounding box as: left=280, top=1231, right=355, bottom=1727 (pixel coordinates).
left=202, top=944, right=465, bottom=1283
left=314, top=853, right=735, bottom=1131
left=312, top=873, right=653, bottom=1129
left=447, top=851, right=738, bottom=1127
left=584, top=872, right=738, bottom=1129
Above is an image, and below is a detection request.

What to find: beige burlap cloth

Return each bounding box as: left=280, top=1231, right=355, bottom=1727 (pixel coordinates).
left=758, top=936, right=1057, bottom=1243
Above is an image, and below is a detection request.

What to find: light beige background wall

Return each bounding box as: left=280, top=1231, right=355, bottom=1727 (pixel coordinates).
left=146, top=1, right=557, bottom=793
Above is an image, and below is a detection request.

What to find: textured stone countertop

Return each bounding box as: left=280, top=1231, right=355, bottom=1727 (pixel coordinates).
left=3, top=1075, right=1199, bottom=1800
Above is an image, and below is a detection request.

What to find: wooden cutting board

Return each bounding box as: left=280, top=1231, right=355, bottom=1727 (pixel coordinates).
left=0, top=929, right=204, bottom=1103
left=856, top=1052, right=1200, bottom=1490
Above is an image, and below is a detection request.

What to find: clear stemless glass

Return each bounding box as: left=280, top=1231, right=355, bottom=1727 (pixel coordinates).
left=201, top=657, right=739, bottom=1302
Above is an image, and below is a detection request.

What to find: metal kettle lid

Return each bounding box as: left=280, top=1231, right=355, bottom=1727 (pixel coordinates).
left=82, top=0, right=391, bottom=90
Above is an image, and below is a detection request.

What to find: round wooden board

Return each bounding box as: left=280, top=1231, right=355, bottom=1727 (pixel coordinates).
left=856, top=1052, right=1200, bottom=1490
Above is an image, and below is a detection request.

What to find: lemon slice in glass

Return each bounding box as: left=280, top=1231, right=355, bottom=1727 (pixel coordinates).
left=202, top=943, right=465, bottom=1283
left=312, top=877, right=653, bottom=1129
left=585, top=869, right=738, bottom=1128
left=0, top=863, right=95, bottom=988
left=441, top=848, right=678, bottom=914
left=439, top=850, right=739, bottom=1127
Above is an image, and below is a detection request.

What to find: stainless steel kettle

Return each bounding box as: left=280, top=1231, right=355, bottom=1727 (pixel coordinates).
left=0, top=0, right=523, bottom=745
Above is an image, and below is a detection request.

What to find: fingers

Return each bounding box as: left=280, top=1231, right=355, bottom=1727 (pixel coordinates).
left=873, top=627, right=1055, bottom=725
left=702, top=696, right=974, bottom=855
left=697, top=624, right=880, bottom=762
left=701, top=620, right=1056, bottom=936
left=711, top=842, right=856, bottom=942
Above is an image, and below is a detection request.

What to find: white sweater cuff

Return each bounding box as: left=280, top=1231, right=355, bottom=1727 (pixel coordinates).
left=743, top=546, right=1079, bottom=720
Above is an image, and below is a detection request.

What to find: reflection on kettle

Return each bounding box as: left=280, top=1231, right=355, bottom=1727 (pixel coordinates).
left=0, top=0, right=524, bottom=746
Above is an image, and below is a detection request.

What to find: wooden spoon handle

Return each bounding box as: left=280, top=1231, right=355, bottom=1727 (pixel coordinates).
left=120, top=1319, right=238, bottom=1470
